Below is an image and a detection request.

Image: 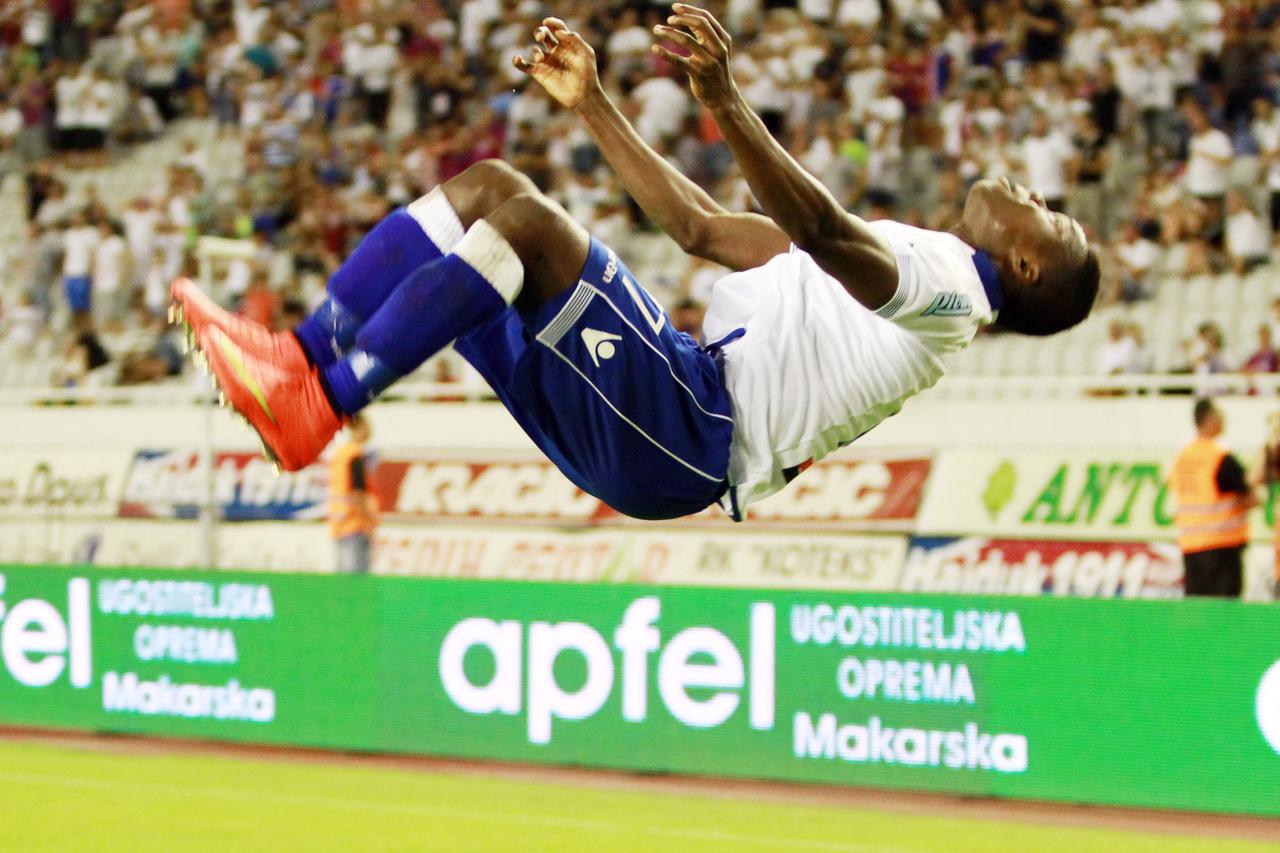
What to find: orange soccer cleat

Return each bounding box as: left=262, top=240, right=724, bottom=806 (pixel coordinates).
left=190, top=324, right=342, bottom=472
left=169, top=277, right=309, bottom=374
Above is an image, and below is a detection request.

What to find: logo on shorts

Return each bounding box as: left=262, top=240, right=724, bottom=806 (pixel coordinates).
left=582, top=328, right=623, bottom=367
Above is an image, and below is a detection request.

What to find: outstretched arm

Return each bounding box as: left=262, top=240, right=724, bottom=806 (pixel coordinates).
left=514, top=19, right=788, bottom=272
left=653, top=5, right=898, bottom=310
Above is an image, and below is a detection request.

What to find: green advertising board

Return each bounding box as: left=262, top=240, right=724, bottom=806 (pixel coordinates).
left=0, top=564, right=1277, bottom=816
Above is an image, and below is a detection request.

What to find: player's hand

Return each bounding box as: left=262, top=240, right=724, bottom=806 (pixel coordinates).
left=513, top=18, right=601, bottom=111
left=651, top=4, right=736, bottom=110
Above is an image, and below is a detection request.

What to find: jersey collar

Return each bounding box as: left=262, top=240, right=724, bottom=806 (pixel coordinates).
left=972, top=250, right=1003, bottom=313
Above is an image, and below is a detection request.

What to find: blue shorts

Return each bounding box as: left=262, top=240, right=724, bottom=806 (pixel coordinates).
left=455, top=238, right=733, bottom=520
left=65, top=276, right=91, bottom=312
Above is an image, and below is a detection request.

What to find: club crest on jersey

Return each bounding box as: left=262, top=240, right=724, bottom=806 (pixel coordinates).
left=922, top=292, right=973, bottom=317
left=582, top=328, right=623, bottom=367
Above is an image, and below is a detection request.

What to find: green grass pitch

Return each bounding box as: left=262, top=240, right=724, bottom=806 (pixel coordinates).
left=0, top=739, right=1271, bottom=852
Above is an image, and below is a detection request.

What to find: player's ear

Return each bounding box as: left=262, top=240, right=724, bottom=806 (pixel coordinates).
left=1006, top=248, right=1039, bottom=286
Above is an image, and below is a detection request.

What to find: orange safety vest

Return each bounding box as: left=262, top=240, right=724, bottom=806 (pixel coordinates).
left=1170, top=436, right=1249, bottom=554
left=328, top=441, right=377, bottom=539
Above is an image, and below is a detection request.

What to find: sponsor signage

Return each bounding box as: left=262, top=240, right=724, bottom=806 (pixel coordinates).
left=901, top=538, right=1184, bottom=598
left=377, top=528, right=905, bottom=590
left=107, top=450, right=928, bottom=529
left=921, top=450, right=1277, bottom=542
left=0, top=451, right=126, bottom=518
left=119, top=450, right=329, bottom=521
left=377, top=454, right=931, bottom=529
left=1, top=566, right=1276, bottom=816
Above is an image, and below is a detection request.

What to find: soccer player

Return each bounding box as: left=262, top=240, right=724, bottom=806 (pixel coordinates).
left=172, top=8, right=1098, bottom=521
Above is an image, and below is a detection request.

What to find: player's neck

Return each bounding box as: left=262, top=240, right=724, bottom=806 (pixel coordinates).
left=950, top=222, right=979, bottom=250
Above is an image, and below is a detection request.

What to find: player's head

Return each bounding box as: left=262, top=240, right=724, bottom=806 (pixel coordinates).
left=960, top=177, right=1099, bottom=336
left=1194, top=398, right=1223, bottom=437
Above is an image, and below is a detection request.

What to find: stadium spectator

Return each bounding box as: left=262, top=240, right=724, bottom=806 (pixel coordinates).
left=1098, top=319, right=1144, bottom=375
left=61, top=209, right=99, bottom=318
left=1170, top=399, right=1255, bottom=598
left=1242, top=325, right=1280, bottom=377
left=328, top=414, right=378, bottom=575
left=3, top=0, right=1280, bottom=389
left=1112, top=221, right=1160, bottom=302
left=1021, top=110, right=1074, bottom=213
left=1225, top=191, right=1272, bottom=275
left=671, top=298, right=706, bottom=341
left=1191, top=322, right=1229, bottom=376
left=1254, top=97, right=1280, bottom=239
left=1182, top=101, right=1233, bottom=232
left=91, top=218, right=129, bottom=328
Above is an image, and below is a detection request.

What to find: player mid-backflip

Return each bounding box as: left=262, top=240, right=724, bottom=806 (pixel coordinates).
left=172, top=7, right=1099, bottom=521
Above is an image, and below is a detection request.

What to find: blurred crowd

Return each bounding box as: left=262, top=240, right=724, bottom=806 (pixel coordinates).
left=2, top=0, right=1280, bottom=386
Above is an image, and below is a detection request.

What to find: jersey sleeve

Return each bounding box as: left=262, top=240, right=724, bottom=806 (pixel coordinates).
left=869, top=223, right=991, bottom=355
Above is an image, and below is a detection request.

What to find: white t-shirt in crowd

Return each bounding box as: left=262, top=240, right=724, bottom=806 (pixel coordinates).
left=632, top=76, right=689, bottom=144
left=704, top=221, right=995, bottom=512
left=1227, top=210, right=1271, bottom=261
left=606, top=25, right=651, bottom=58
left=1098, top=335, right=1141, bottom=374
left=233, top=0, right=271, bottom=46
left=63, top=225, right=100, bottom=277
left=1253, top=115, right=1280, bottom=192
left=0, top=106, right=22, bottom=142
left=93, top=234, right=127, bottom=293
left=83, top=79, right=116, bottom=130
left=1185, top=128, right=1232, bottom=197
left=1022, top=132, right=1075, bottom=201
left=459, top=0, right=500, bottom=54
left=1117, top=236, right=1161, bottom=276
left=1065, top=26, right=1111, bottom=71
left=838, top=0, right=882, bottom=26
left=55, top=74, right=89, bottom=129
left=123, top=207, right=161, bottom=261
left=359, top=42, right=399, bottom=93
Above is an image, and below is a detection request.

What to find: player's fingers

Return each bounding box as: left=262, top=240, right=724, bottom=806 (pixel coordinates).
left=651, top=44, right=693, bottom=70
left=666, top=13, right=723, bottom=52
left=652, top=25, right=701, bottom=53
left=673, top=3, right=731, bottom=43
left=534, top=26, right=559, bottom=48
left=542, top=16, right=570, bottom=32
left=513, top=50, right=544, bottom=72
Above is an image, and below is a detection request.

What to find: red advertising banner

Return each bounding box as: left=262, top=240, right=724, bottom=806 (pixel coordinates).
left=373, top=455, right=931, bottom=529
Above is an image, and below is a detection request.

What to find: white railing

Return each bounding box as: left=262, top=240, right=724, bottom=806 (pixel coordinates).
left=1, top=372, right=1278, bottom=407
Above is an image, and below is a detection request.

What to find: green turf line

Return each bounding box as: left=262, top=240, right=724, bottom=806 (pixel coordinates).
left=0, top=741, right=1273, bottom=853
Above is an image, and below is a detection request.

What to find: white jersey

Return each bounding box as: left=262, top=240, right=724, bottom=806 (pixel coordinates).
left=703, top=220, right=997, bottom=515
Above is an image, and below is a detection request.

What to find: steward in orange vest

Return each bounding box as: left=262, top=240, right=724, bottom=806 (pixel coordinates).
left=329, top=415, right=378, bottom=573
left=1170, top=399, right=1255, bottom=598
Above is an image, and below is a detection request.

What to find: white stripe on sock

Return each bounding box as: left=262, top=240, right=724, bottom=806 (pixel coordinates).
left=454, top=220, right=524, bottom=306
left=406, top=188, right=465, bottom=252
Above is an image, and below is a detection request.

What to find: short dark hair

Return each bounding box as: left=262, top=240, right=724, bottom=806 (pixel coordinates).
left=1193, top=398, right=1218, bottom=428
left=994, top=246, right=1100, bottom=336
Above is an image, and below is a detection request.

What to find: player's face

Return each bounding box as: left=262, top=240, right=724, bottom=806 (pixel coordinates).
left=962, top=177, right=1087, bottom=270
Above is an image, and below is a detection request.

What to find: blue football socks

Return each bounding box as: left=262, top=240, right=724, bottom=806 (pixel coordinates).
left=323, top=220, right=525, bottom=415
left=293, top=188, right=465, bottom=367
